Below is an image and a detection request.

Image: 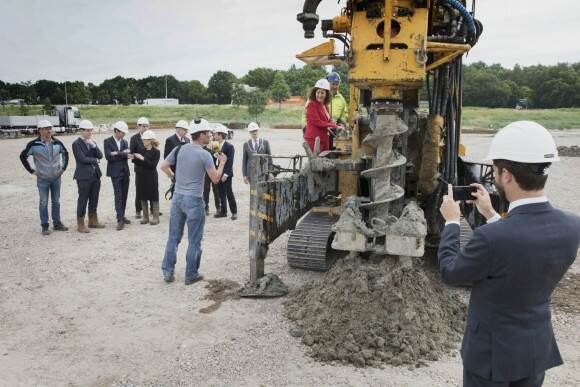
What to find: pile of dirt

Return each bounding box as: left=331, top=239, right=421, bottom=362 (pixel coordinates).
left=283, top=255, right=466, bottom=368
left=558, top=146, right=580, bottom=157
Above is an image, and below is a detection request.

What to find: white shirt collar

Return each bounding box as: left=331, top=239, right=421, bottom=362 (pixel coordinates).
left=508, top=196, right=548, bottom=213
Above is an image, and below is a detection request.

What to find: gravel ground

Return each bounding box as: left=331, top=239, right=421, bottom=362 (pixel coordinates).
left=0, top=128, right=578, bottom=386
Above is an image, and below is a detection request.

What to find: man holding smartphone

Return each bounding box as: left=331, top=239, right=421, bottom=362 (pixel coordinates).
left=438, top=121, right=580, bottom=387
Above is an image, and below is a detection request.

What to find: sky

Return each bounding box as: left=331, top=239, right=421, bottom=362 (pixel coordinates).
left=1, top=0, right=579, bottom=85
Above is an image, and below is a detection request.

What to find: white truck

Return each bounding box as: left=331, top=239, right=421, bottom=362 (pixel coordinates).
left=0, top=105, right=81, bottom=135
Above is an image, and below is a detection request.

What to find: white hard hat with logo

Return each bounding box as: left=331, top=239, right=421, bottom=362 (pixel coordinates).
left=175, top=120, right=189, bottom=130
left=141, top=130, right=157, bottom=140
left=484, top=121, right=560, bottom=163
left=137, top=117, right=150, bottom=126
left=113, top=121, right=129, bottom=133
left=37, top=119, right=53, bottom=129
left=79, top=119, right=94, bottom=130
left=314, top=78, right=331, bottom=91
left=189, top=118, right=211, bottom=134
left=247, top=122, right=259, bottom=132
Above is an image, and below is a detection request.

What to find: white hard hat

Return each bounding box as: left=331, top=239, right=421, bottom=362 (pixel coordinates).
left=189, top=118, right=211, bottom=134
left=113, top=121, right=129, bottom=133
left=137, top=117, right=150, bottom=126
left=214, top=124, right=229, bottom=135
left=175, top=120, right=189, bottom=130
left=484, top=121, right=560, bottom=163
left=141, top=129, right=156, bottom=140
left=314, top=78, right=331, bottom=91
left=37, top=119, right=53, bottom=129
left=79, top=119, right=94, bottom=130
left=247, top=122, right=259, bottom=132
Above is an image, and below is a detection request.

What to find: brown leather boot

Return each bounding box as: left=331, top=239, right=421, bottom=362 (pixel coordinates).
left=140, top=201, right=150, bottom=224
left=88, top=213, right=105, bottom=228
left=77, top=217, right=90, bottom=233
left=150, top=202, right=160, bottom=225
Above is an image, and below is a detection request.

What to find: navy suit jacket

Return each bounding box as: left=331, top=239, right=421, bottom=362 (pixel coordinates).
left=219, top=141, right=235, bottom=178
left=72, top=137, right=103, bottom=180
left=104, top=136, right=130, bottom=177
left=164, top=133, right=190, bottom=159
left=438, top=202, right=580, bottom=382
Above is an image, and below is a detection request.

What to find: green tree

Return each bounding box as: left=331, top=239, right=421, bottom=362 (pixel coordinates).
left=42, top=97, right=52, bottom=113
left=120, top=87, right=132, bottom=105
left=284, top=64, right=327, bottom=96
left=95, top=89, right=110, bottom=104
left=208, top=70, right=237, bottom=104
left=269, top=72, right=291, bottom=111
left=243, top=67, right=277, bottom=90
left=247, top=90, right=267, bottom=121
left=231, top=83, right=248, bottom=108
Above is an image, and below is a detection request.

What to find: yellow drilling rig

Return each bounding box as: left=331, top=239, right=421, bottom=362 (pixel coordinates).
left=241, top=0, right=503, bottom=297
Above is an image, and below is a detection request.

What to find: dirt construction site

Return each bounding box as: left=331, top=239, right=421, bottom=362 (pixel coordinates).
left=0, top=128, right=579, bottom=387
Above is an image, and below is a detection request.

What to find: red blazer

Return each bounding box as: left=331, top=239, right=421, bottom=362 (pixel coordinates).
left=304, top=100, right=337, bottom=152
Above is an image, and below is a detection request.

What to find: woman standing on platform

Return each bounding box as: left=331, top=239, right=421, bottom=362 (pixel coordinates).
left=304, top=78, right=342, bottom=153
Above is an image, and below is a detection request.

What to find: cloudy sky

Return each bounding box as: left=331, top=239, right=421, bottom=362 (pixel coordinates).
left=1, top=0, right=579, bottom=84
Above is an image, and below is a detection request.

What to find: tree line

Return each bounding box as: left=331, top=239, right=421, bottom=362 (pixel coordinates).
left=1, top=62, right=578, bottom=109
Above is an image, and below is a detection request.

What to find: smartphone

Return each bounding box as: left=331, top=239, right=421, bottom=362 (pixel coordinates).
left=453, top=186, right=478, bottom=201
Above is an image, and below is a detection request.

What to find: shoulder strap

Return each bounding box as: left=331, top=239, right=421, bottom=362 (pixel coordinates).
left=174, top=144, right=183, bottom=174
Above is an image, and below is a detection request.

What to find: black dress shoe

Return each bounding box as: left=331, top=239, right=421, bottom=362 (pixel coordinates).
left=123, top=217, right=131, bottom=224
left=53, top=221, right=69, bottom=231
left=184, top=274, right=204, bottom=285
left=213, top=213, right=227, bottom=218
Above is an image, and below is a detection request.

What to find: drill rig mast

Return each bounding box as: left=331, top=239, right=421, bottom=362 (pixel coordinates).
left=241, top=0, right=488, bottom=296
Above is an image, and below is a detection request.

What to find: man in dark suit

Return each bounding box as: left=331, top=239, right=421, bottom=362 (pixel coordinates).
left=104, top=121, right=133, bottom=230
left=438, top=121, right=580, bottom=387
left=213, top=124, right=237, bottom=220
left=130, top=117, right=149, bottom=218
left=242, top=122, right=273, bottom=185
left=72, top=119, right=105, bottom=233
left=164, top=120, right=190, bottom=163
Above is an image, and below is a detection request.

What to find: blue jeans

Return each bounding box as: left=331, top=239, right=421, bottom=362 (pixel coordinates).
left=37, top=177, right=61, bottom=226
left=162, top=194, right=206, bottom=280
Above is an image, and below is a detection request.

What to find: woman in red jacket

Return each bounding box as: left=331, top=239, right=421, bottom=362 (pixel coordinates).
left=304, top=79, right=342, bottom=153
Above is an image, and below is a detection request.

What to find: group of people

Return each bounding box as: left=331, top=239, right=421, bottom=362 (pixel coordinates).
left=19, top=117, right=272, bottom=236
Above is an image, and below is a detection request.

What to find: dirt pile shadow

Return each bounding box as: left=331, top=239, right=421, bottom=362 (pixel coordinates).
left=283, top=255, right=466, bottom=368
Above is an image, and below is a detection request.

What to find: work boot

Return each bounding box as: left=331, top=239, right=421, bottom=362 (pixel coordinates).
left=150, top=202, right=160, bottom=225
left=116, top=220, right=124, bottom=230
left=88, top=213, right=105, bottom=228
left=231, top=213, right=238, bottom=220
left=184, top=274, right=204, bottom=285
left=41, top=224, right=51, bottom=235
left=135, top=210, right=142, bottom=219
left=140, top=201, right=150, bottom=224
left=122, top=217, right=131, bottom=224
left=213, top=212, right=227, bottom=218
left=77, top=217, right=90, bottom=233
left=53, top=221, right=68, bottom=231
left=205, top=207, right=210, bottom=216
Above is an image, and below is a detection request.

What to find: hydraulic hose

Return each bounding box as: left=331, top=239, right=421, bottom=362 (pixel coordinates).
left=441, top=0, right=476, bottom=36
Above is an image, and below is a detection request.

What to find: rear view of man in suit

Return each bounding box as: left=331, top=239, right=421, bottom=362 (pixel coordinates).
left=164, top=120, right=190, bottom=164
left=213, top=124, right=237, bottom=220
left=438, top=121, right=580, bottom=387
left=104, top=121, right=133, bottom=230
left=242, top=122, right=272, bottom=184
left=72, top=119, right=105, bottom=233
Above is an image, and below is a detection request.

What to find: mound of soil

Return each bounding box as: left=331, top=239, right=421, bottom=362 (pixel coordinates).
left=284, top=255, right=466, bottom=368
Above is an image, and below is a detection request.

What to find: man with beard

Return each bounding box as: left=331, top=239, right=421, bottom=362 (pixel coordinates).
left=438, top=121, right=580, bottom=387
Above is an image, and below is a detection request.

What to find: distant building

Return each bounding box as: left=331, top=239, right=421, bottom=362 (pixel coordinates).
left=143, top=98, right=179, bottom=106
